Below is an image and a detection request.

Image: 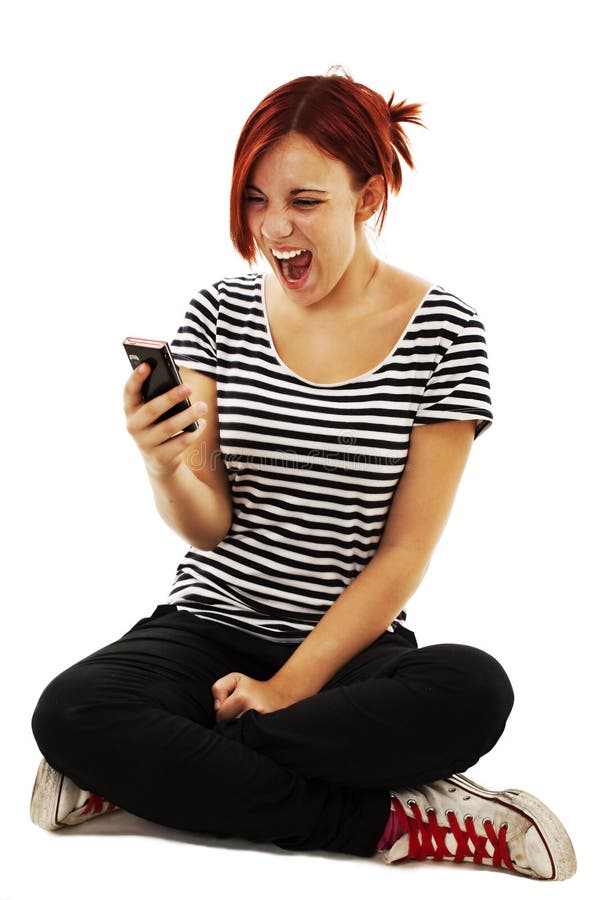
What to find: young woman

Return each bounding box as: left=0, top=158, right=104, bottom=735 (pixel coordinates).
left=30, top=72, right=576, bottom=880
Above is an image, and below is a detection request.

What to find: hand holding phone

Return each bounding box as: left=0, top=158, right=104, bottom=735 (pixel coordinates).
left=123, top=338, right=198, bottom=433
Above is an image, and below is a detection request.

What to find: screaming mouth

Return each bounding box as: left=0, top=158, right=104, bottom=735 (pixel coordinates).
left=272, top=249, right=313, bottom=283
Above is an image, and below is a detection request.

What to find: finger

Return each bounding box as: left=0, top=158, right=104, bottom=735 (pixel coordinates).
left=212, top=673, right=240, bottom=708
left=136, top=428, right=203, bottom=478
left=128, top=396, right=205, bottom=448
left=143, top=382, right=195, bottom=424
left=216, top=693, right=246, bottom=722
left=123, top=362, right=151, bottom=413
left=128, top=381, right=194, bottom=432
left=145, top=402, right=207, bottom=446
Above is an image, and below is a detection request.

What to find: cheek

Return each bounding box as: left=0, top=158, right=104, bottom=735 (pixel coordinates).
left=313, top=212, right=354, bottom=255
left=244, top=209, right=261, bottom=239
left=328, top=220, right=357, bottom=263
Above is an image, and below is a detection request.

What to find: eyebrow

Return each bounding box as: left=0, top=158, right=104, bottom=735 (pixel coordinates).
left=246, top=184, right=328, bottom=195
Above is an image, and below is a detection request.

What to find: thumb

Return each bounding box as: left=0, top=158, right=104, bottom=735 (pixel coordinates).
left=212, top=672, right=240, bottom=710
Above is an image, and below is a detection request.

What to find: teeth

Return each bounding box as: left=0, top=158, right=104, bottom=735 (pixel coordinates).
left=271, top=248, right=308, bottom=260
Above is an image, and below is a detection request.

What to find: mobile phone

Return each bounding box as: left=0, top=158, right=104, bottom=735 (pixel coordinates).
left=123, top=337, right=198, bottom=433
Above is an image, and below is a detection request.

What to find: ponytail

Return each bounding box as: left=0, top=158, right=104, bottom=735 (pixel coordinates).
left=387, top=94, right=425, bottom=193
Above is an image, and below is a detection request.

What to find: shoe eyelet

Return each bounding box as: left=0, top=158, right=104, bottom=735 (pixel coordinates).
left=463, top=795, right=471, bottom=801
left=448, top=787, right=456, bottom=793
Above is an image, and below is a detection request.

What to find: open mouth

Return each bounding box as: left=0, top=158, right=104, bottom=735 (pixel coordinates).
left=271, top=248, right=313, bottom=286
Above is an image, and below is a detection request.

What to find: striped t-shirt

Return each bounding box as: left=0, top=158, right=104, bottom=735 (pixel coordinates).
left=168, top=273, right=493, bottom=643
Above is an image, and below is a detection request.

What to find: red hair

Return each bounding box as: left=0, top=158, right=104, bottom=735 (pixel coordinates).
left=230, top=72, right=424, bottom=263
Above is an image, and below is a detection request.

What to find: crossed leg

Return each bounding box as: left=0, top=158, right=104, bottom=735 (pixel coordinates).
left=31, top=606, right=513, bottom=856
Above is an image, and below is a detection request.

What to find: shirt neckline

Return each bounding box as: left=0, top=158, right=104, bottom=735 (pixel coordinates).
left=259, top=272, right=436, bottom=388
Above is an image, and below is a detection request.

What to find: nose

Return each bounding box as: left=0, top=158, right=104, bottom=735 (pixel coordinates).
left=260, top=204, right=293, bottom=241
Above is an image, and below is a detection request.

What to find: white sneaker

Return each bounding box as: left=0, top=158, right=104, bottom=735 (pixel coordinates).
left=30, top=758, right=118, bottom=831
left=381, top=773, right=576, bottom=880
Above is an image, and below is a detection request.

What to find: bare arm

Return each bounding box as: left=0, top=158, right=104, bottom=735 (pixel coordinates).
left=148, top=463, right=232, bottom=552
left=124, top=363, right=233, bottom=551
left=268, top=418, right=477, bottom=702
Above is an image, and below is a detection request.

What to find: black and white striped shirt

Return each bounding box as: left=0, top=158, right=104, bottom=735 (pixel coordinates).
left=168, top=273, right=492, bottom=643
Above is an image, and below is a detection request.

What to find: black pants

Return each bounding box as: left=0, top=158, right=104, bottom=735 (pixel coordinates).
left=31, top=605, right=514, bottom=857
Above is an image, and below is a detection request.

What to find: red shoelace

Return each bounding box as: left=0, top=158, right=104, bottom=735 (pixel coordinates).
left=82, top=794, right=117, bottom=816
left=391, top=795, right=515, bottom=872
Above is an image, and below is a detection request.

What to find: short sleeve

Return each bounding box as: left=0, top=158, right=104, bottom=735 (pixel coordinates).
left=170, top=284, right=219, bottom=380
left=413, top=312, right=493, bottom=439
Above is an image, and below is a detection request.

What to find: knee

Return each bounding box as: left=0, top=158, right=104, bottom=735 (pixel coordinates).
left=412, top=643, right=514, bottom=732
left=442, top=643, right=514, bottom=733
left=31, top=666, right=96, bottom=766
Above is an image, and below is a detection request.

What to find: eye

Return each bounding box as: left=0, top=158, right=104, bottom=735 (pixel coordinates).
left=245, top=195, right=265, bottom=205
left=293, top=199, right=322, bottom=209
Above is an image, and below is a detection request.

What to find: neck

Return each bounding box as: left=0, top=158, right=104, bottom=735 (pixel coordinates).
left=305, top=234, right=382, bottom=321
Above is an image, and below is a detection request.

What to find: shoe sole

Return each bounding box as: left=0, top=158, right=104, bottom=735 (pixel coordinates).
left=30, top=759, right=65, bottom=831
left=448, top=773, right=577, bottom=880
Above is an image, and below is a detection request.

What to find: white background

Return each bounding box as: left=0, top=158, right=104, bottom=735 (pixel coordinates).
left=1, top=0, right=597, bottom=897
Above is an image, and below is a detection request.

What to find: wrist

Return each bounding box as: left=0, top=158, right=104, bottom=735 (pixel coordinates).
left=267, top=668, right=318, bottom=706
left=145, top=456, right=185, bottom=482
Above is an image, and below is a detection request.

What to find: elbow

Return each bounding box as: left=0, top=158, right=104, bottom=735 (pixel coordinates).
left=377, top=543, right=432, bottom=574
left=196, top=505, right=233, bottom=552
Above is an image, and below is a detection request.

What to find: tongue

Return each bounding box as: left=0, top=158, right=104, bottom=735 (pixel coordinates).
left=284, top=250, right=312, bottom=282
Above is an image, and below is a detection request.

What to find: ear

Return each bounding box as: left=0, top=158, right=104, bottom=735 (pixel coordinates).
left=355, top=174, right=386, bottom=223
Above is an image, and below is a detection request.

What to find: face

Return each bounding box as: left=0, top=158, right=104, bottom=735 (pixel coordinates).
left=244, top=133, right=375, bottom=308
